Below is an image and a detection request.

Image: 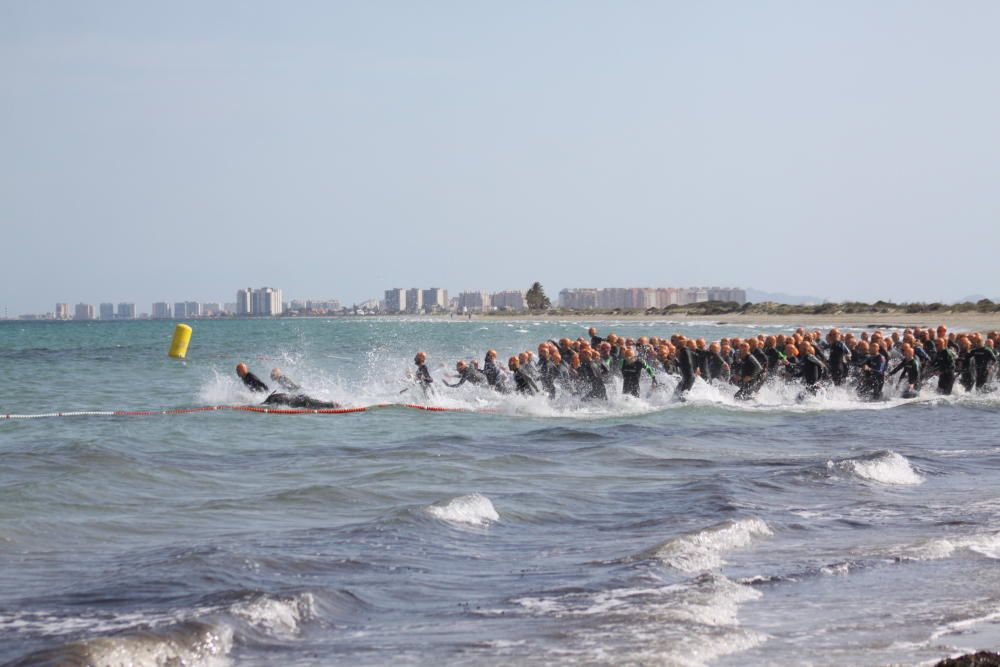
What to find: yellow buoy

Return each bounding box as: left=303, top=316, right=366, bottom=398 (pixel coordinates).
left=168, top=324, right=192, bottom=359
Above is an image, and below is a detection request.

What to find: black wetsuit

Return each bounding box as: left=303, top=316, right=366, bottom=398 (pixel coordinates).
left=676, top=347, right=697, bottom=393
left=827, top=341, right=851, bottom=386
left=445, top=366, right=487, bottom=388
left=483, top=358, right=507, bottom=393
left=888, top=357, right=922, bottom=396
left=512, top=367, right=539, bottom=395
left=958, top=349, right=975, bottom=392
left=932, top=348, right=957, bottom=395
left=734, top=355, right=764, bottom=400
left=706, top=351, right=728, bottom=382
left=970, top=346, right=997, bottom=390
left=621, top=358, right=655, bottom=397
left=245, top=371, right=341, bottom=409
left=241, top=372, right=269, bottom=393
left=539, top=358, right=557, bottom=399
left=576, top=361, right=607, bottom=400
left=752, top=348, right=769, bottom=372
left=590, top=335, right=604, bottom=348
left=415, top=363, right=434, bottom=396
left=695, top=348, right=711, bottom=379
left=859, top=354, right=886, bottom=400
left=551, top=363, right=573, bottom=397
left=800, top=354, right=827, bottom=393
left=263, top=393, right=341, bottom=409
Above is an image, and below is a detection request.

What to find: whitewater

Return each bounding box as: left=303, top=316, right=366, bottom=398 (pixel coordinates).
left=2, top=317, right=1000, bottom=666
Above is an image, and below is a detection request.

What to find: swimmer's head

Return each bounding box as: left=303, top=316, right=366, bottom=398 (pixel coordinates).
left=270, top=368, right=283, bottom=381
left=414, top=351, right=426, bottom=364
left=236, top=363, right=248, bottom=377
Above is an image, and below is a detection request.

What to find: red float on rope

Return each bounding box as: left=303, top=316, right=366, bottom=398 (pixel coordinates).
left=0, top=403, right=494, bottom=420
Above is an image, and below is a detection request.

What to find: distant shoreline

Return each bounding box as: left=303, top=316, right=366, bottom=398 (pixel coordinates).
left=470, top=311, right=1000, bottom=329
left=10, top=311, right=1000, bottom=330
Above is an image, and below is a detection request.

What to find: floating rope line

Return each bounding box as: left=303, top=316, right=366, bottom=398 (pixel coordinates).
left=1, top=403, right=497, bottom=420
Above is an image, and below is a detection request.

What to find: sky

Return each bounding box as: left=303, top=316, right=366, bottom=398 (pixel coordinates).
left=2, top=1, right=999, bottom=314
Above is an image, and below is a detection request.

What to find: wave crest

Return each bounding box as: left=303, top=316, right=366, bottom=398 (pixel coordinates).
left=828, top=450, right=923, bottom=486
left=641, top=518, right=773, bottom=572
left=426, top=493, right=499, bottom=526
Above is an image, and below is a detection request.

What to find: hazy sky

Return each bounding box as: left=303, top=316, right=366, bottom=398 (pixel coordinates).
left=3, top=1, right=999, bottom=314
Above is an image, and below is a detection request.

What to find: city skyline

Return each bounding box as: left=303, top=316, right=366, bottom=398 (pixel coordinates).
left=19, top=283, right=757, bottom=319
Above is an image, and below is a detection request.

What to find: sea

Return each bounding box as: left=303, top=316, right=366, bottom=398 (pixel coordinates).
left=2, top=317, right=1000, bottom=667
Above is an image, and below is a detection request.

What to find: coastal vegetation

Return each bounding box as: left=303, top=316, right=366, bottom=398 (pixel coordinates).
left=485, top=298, right=1000, bottom=317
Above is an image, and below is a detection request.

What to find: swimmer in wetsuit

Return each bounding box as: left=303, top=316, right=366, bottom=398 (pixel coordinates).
left=887, top=344, right=922, bottom=398
left=237, top=363, right=269, bottom=393
left=413, top=352, right=434, bottom=397
left=620, top=348, right=657, bottom=398
left=270, top=368, right=301, bottom=392
left=734, top=343, right=764, bottom=401
left=675, top=341, right=697, bottom=394
left=578, top=349, right=608, bottom=401
left=508, top=356, right=539, bottom=396
left=797, top=343, right=829, bottom=398
left=236, top=363, right=342, bottom=409
left=442, top=361, right=487, bottom=388
left=930, top=338, right=957, bottom=395
left=969, top=338, right=997, bottom=391
left=483, top=350, right=508, bottom=393
left=826, top=330, right=852, bottom=386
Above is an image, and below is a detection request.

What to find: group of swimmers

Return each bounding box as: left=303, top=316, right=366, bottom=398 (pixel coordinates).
left=410, top=325, right=1000, bottom=402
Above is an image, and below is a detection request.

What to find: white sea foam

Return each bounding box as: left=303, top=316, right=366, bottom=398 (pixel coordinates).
left=897, top=532, right=1000, bottom=562
left=509, top=574, right=766, bottom=666
left=644, top=518, right=774, bottom=572
left=426, top=493, right=499, bottom=526
left=229, top=592, right=316, bottom=638
left=828, top=450, right=924, bottom=486
left=41, top=622, right=234, bottom=667
left=194, top=346, right=1000, bottom=420
left=930, top=607, right=1000, bottom=640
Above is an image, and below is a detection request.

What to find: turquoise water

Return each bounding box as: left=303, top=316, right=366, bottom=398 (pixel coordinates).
left=2, top=318, right=1000, bottom=666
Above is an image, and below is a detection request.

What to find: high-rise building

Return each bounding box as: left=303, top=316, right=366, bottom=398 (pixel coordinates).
left=74, top=303, right=95, bottom=320
left=236, top=288, right=253, bottom=316
left=491, top=290, right=527, bottom=310
left=252, top=287, right=282, bottom=316
left=117, top=302, right=136, bottom=319
left=557, top=287, right=746, bottom=309
left=384, top=288, right=406, bottom=313
left=404, top=288, right=423, bottom=314
left=173, top=302, right=187, bottom=319
left=457, top=291, right=489, bottom=312
left=55, top=303, right=69, bottom=320
left=201, top=303, right=222, bottom=316
left=152, top=302, right=172, bottom=319
left=99, top=303, right=115, bottom=320
left=559, top=288, right=598, bottom=309
left=421, top=288, right=448, bottom=313
left=185, top=302, right=202, bottom=317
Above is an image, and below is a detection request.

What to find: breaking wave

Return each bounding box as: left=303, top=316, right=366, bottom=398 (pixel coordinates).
left=426, top=493, right=499, bottom=526
left=506, top=573, right=766, bottom=666
left=639, top=518, right=774, bottom=572
left=4, top=591, right=324, bottom=667
left=827, top=450, right=924, bottom=486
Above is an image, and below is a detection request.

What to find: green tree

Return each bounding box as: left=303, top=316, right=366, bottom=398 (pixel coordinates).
left=526, top=282, right=551, bottom=310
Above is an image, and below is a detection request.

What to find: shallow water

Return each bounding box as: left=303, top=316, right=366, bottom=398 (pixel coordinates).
left=2, top=318, right=999, bottom=666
